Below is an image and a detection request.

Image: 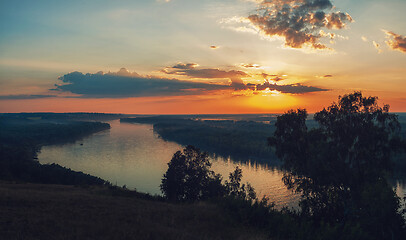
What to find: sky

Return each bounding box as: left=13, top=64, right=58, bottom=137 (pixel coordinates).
left=0, top=0, right=405, bottom=114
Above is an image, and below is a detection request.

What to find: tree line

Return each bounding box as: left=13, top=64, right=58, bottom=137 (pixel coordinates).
left=0, top=117, right=110, bottom=185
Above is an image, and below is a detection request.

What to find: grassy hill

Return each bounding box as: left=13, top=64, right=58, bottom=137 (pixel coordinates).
left=0, top=182, right=268, bottom=240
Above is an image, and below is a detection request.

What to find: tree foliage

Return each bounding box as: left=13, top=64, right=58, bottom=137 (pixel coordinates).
left=160, top=145, right=224, bottom=202
left=161, top=146, right=257, bottom=202
left=269, top=92, right=405, bottom=239
left=224, top=166, right=256, bottom=201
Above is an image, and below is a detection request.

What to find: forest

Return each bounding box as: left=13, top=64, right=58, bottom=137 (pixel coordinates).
left=121, top=117, right=279, bottom=163
left=121, top=112, right=406, bottom=172
left=0, top=114, right=111, bottom=184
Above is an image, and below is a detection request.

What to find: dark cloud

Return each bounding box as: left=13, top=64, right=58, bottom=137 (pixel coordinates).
left=255, top=81, right=328, bottom=94
left=210, top=45, right=219, bottom=49
left=0, top=94, right=57, bottom=100
left=248, top=0, right=353, bottom=49
left=323, top=74, right=333, bottom=78
left=385, top=31, right=406, bottom=53
left=53, top=69, right=231, bottom=98
left=53, top=68, right=328, bottom=98
left=172, top=63, right=198, bottom=70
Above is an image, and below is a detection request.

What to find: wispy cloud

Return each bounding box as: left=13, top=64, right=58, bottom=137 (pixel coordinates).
left=241, top=63, right=261, bottom=68
left=384, top=30, right=406, bottom=53
left=261, top=73, right=284, bottom=81
left=163, top=63, right=250, bottom=86
left=372, top=41, right=382, bottom=53
left=0, top=94, right=58, bottom=100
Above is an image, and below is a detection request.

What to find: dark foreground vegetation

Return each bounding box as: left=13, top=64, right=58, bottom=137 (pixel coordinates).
left=157, top=92, right=406, bottom=239
left=0, top=114, right=110, bottom=184
left=0, top=182, right=268, bottom=240
left=268, top=92, right=406, bottom=239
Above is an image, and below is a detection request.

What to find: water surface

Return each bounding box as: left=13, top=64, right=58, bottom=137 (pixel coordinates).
left=39, top=120, right=405, bottom=209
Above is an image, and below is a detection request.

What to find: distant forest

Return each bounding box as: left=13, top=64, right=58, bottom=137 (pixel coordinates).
left=121, top=117, right=280, bottom=164
left=121, top=115, right=406, bottom=172
left=1, top=112, right=123, bottom=121
left=0, top=113, right=112, bottom=185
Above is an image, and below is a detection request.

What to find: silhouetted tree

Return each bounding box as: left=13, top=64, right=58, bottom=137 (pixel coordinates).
left=269, top=92, right=405, bottom=239
left=160, top=145, right=224, bottom=202
left=225, top=166, right=256, bottom=201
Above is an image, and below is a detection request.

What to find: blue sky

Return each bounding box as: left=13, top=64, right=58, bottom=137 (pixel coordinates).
left=0, top=0, right=405, bottom=113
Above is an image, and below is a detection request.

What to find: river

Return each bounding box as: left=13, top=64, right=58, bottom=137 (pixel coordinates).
left=38, top=120, right=405, bottom=209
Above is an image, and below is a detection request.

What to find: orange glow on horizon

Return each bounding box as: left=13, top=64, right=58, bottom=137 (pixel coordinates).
left=1, top=91, right=405, bottom=115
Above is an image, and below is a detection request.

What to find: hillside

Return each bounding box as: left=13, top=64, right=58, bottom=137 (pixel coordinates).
left=0, top=182, right=268, bottom=240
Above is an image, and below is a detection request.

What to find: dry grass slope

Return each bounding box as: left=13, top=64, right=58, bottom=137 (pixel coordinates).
left=0, top=183, right=268, bottom=240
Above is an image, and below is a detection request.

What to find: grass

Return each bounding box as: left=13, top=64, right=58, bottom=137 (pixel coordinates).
left=0, top=182, right=269, bottom=240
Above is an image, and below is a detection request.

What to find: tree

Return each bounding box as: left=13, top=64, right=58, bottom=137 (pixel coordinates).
left=161, top=146, right=258, bottom=203
left=224, top=166, right=256, bottom=201
left=269, top=92, right=405, bottom=238
left=160, top=145, right=224, bottom=202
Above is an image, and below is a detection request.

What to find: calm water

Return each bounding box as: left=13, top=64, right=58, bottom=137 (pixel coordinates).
left=38, top=120, right=405, bottom=209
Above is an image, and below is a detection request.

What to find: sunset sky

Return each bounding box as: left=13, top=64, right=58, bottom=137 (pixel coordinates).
left=0, top=0, right=405, bottom=114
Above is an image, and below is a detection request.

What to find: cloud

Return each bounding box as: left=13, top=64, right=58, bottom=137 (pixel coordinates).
left=210, top=45, right=220, bottom=49
left=241, top=63, right=261, bottom=68
left=163, top=63, right=250, bottom=87
left=261, top=73, right=284, bottom=81
left=0, top=94, right=57, bottom=100
left=323, top=74, right=333, bottom=78
left=384, top=30, right=406, bottom=53
left=372, top=41, right=382, bottom=53
left=163, top=63, right=326, bottom=93
left=169, top=68, right=248, bottom=79
left=172, top=63, right=199, bottom=69
left=53, top=69, right=232, bottom=98
left=261, top=73, right=277, bottom=78
left=53, top=67, right=328, bottom=98
left=247, top=0, right=353, bottom=49
left=255, top=81, right=328, bottom=94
